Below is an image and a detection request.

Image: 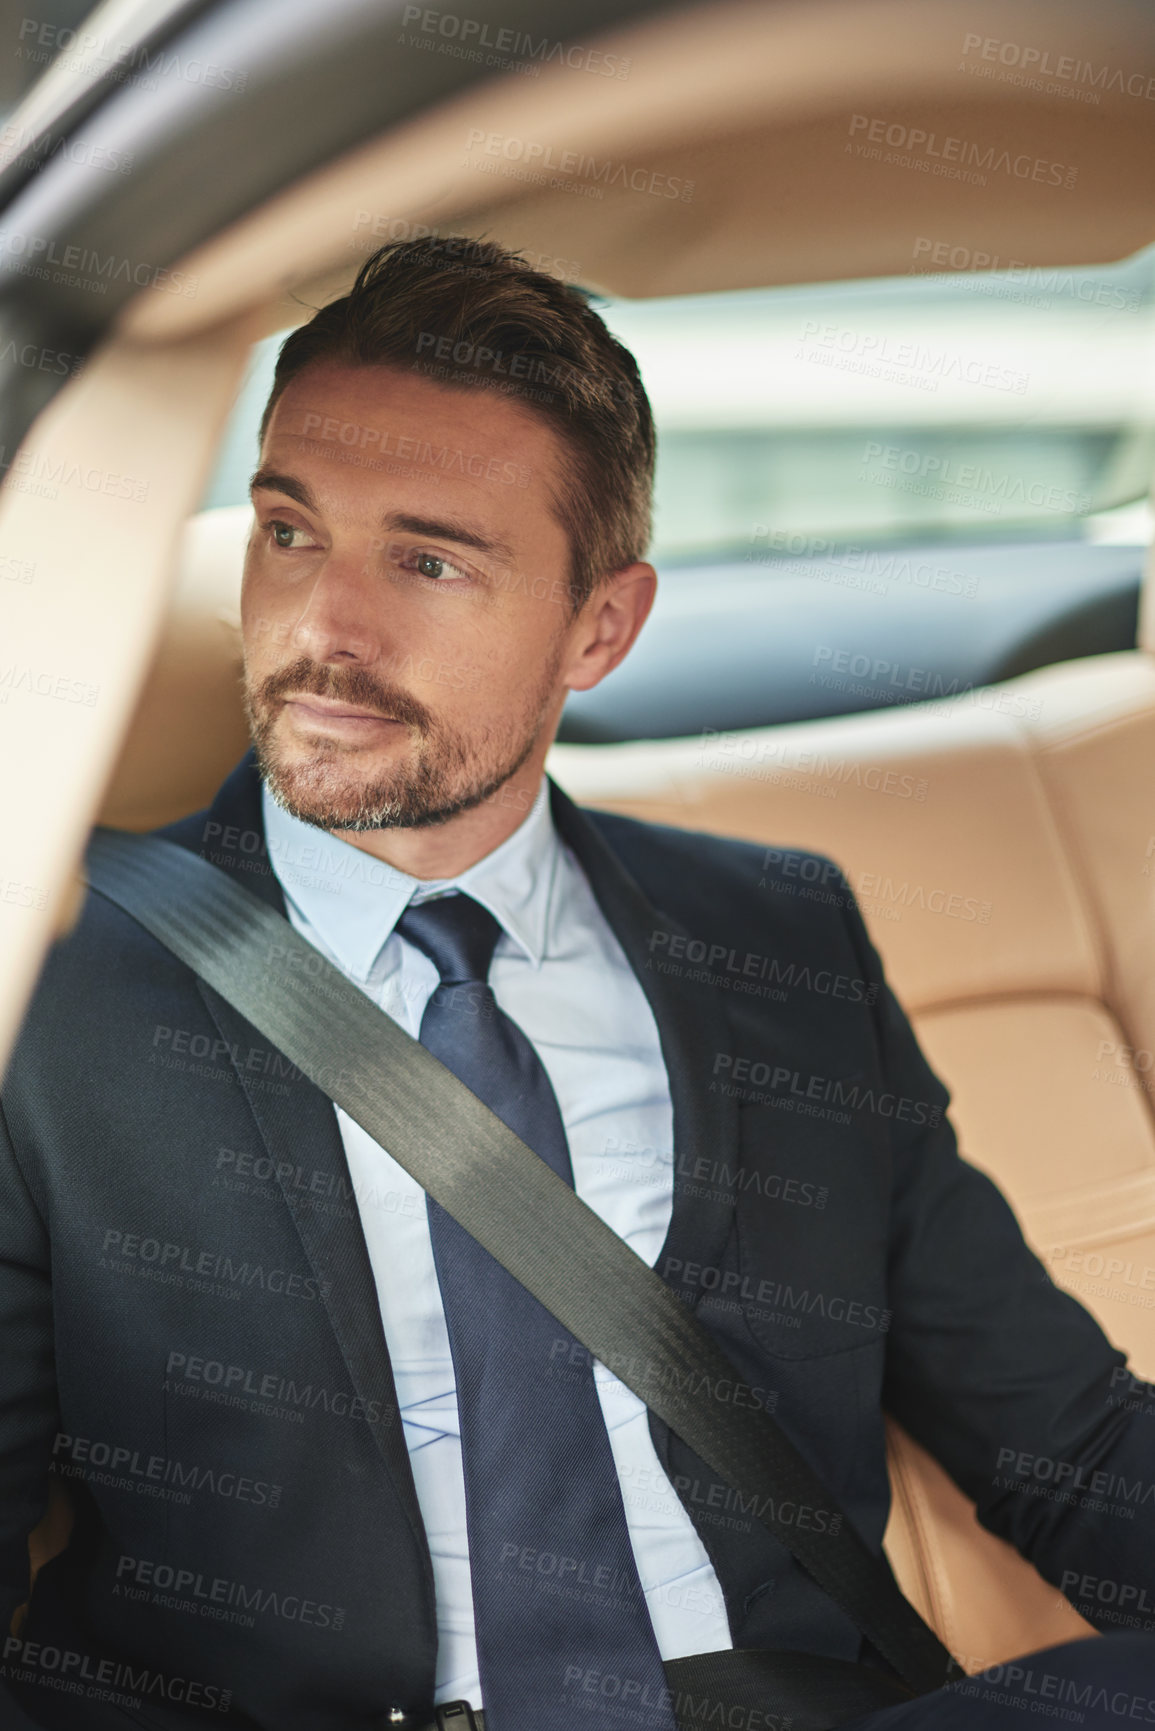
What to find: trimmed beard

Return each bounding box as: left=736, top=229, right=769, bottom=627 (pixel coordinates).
left=242, top=648, right=562, bottom=831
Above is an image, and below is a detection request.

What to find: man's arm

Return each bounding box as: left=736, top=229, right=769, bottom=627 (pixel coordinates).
left=836, top=884, right=1155, bottom=1634
left=0, top=1095, right=69, bottom=1727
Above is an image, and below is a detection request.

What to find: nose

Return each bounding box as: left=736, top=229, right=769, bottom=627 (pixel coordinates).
left=287, top=545, right=382, bottom=665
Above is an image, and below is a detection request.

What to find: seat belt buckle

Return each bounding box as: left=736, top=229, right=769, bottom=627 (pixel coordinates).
left=434, top=1704, right=482, bottom=1730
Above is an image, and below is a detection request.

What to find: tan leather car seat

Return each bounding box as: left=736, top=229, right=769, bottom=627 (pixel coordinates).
left=87, top=504, right=1155, bottom=1671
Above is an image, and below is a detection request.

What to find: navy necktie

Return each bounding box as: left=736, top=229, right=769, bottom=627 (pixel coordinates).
left=396, top=892, right=678, bottom=1731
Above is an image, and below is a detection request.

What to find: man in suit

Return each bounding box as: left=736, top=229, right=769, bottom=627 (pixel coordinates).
left=1, top=235, right=1154, bottom=1731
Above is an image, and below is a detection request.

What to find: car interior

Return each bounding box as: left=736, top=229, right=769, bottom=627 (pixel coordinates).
left=2, top=0, right=1155, bottom=1683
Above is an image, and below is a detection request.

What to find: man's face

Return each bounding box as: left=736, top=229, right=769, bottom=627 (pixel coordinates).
left=242, top=363, right=591, bottom=832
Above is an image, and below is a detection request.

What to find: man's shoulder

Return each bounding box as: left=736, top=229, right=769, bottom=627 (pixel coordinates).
left=581, top=802, right=854, bottom=919
left=50, top=813, right=210, bottom=980
left=26, top=788, right=245, bottom=1027
left=154, top=803, right=211, bottom=854
left=572, top=801, right=879, bottom=1017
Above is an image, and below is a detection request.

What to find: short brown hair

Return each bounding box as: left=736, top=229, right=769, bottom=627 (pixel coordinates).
left=260, top=236, right=655, bottom=610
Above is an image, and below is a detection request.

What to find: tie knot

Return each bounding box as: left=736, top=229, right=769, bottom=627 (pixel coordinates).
left=396, top=892, right=503, bottom=985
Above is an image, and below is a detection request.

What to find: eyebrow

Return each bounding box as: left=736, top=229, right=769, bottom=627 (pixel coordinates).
left=383, top=511, right=515, bottom=565
left=250, top=469, right=318, bottom=511
left=249, top=474, right=516, bottom=566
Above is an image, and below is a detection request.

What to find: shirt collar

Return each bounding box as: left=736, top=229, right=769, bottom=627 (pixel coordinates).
left=260, top=776, right=558, bottom=981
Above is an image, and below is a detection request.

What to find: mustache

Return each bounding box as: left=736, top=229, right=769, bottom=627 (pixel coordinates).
left=257, top=658, right=434, bottom=731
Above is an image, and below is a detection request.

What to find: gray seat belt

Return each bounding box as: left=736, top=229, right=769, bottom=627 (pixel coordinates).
left=82, top=827, right=963, bottom=1720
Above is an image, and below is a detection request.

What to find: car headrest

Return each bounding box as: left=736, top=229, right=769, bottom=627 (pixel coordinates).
left=98, top=506, right=251, bottom=831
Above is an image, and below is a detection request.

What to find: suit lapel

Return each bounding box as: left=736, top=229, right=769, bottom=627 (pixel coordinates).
left=163, top=754, right=434, bottom=1590
left=548, top=779, right=740, bottom=1297
left=549, top=777, right=746, bottom=1499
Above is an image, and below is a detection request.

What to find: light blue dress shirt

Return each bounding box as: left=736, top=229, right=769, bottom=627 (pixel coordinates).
left=261, top=776, right=732, bottom=1706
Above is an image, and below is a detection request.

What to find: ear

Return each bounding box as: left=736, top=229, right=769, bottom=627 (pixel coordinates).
left=562, top=563, right=657, bottom=693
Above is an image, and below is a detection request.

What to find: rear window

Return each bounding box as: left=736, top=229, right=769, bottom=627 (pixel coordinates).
left=595, top=246, right=1155, bottom=563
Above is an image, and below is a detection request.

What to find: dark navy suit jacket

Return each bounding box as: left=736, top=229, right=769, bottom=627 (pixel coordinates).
left=0, top=750, right=1151, bottom=1729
